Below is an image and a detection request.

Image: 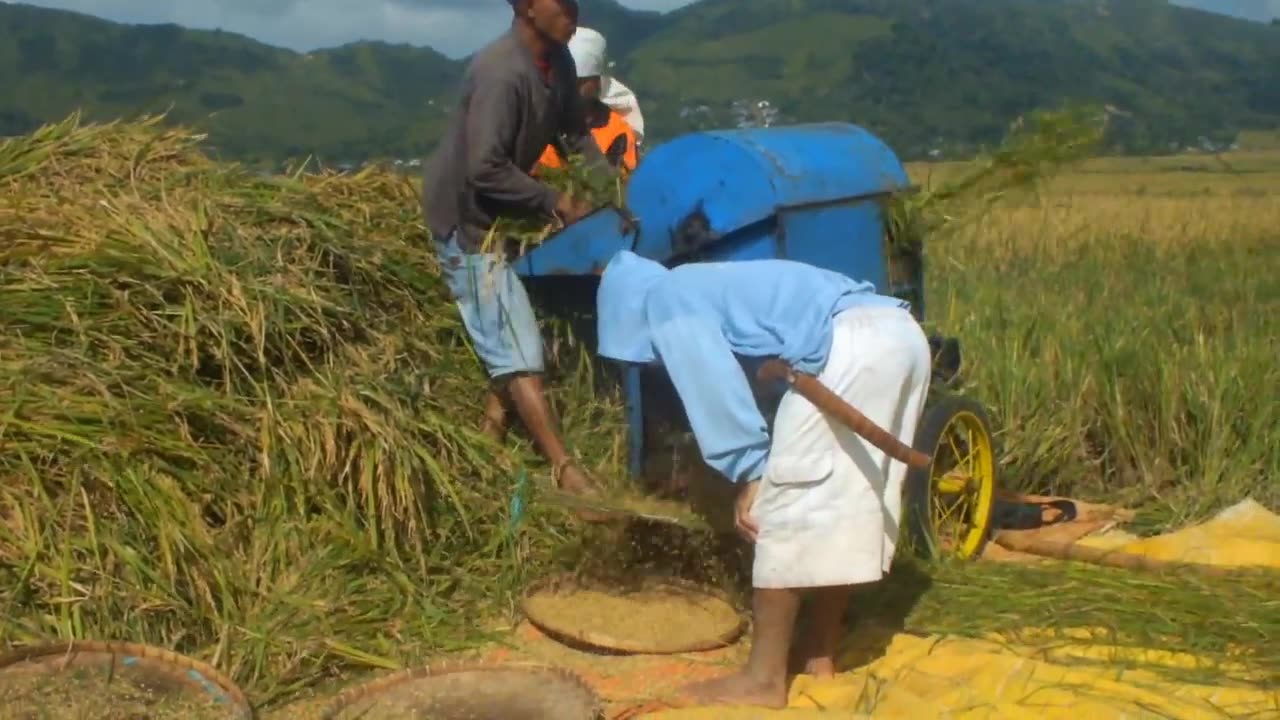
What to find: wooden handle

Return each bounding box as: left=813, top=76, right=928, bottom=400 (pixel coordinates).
left=757, top=359, right=932, bottom=469
left=992, top=531, right=1233, bottom=577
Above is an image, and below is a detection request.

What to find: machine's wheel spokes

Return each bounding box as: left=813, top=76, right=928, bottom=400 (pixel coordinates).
left=929, top=410, right=994, bottom=558
left=904, top=396, right=998, bottom=561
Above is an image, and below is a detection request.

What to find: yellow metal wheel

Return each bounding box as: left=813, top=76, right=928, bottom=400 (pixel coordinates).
left=904, top=395, right=997, bottom=561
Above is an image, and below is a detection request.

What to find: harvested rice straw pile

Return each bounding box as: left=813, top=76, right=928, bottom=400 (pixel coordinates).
left=0, top=113, right=626, bottom=704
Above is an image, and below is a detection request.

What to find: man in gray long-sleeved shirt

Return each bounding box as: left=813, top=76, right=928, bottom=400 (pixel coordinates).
left=420, top=0, right=606, bottom=498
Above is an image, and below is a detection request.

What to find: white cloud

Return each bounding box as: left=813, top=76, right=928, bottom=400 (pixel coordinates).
left=13, top=0, right=1277, bottom=58
left=10, top=0, right=700, bottom=57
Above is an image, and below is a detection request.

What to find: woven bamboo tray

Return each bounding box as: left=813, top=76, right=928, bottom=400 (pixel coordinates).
left=521, top=573, right=746, bottom=655
left=318, top=660, right=600, bottom=720
left=0, top=639, right=253, bottom=719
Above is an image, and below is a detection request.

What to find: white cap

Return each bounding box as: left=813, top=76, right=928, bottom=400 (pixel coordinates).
left=567, top=26, right=645, bottom=144
left=568, top=26, right=606, bottom=78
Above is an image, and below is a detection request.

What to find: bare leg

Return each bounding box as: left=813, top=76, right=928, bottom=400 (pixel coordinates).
left=795, top=585, right=853, bottom=678
left=481, top=387, right=508, bottom=442
left=679, top=588, right=798, bottom=709
left=505, top=373, right=597, bottom=496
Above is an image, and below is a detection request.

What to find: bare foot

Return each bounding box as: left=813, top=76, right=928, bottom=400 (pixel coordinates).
left=480, top=416, right=507, bottom=442
left=555, top=462, right=599, bottom=497
left=803, top=656, right=837, bottom=678
left=553, top=462, right=612, bottom=523
left=789, top=586, right=851, bottom=679
left=788, top=634, right=838, bottom=678
left=678, top=672, right=788, bottom=709
left=481, top=390, right=507, bottom=441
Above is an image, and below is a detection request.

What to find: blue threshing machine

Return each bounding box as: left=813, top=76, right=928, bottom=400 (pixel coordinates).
left=517, top=123, right=997, bottom=560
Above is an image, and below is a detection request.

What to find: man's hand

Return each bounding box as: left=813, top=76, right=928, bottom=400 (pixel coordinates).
left=735, top=479, right=761, bottom=543
left=554, top=194, right=593, bottom=225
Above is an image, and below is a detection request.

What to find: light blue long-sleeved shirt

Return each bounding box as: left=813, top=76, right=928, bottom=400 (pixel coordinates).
left=596, top=250, right=907, bottom=484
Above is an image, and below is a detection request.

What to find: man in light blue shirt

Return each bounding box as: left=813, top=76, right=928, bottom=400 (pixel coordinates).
left=596, top=250, right=932, bottom=709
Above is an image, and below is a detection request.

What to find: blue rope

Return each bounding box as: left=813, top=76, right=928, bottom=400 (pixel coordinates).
left=508, top=468, right=529, bottom=533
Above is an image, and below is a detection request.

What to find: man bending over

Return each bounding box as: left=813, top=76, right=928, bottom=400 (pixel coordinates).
left=595, top=250, right=931, bottom=708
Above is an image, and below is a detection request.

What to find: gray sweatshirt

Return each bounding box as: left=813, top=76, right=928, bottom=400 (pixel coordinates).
left=420, top=28, right=606, bottom=254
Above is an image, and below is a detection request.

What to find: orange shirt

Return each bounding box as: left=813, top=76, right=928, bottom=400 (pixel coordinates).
left=538, top=108, right=638, bottom=173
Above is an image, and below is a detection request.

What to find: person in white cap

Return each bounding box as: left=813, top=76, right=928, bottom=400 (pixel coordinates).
left=537, top=26, right=645, bottom=173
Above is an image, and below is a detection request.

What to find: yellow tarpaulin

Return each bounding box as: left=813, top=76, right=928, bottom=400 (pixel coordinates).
left=635, top=499, right=1280, bottom=719
left=1076, top=498, right=1280, bottom=569
left=647, top=632, right=1278, bottom=718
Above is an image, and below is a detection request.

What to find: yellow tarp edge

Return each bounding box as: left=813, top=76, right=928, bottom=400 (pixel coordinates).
left=647, top=499, right=1280, bottom=719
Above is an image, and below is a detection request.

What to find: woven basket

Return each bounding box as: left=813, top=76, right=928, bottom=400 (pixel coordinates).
left=0, top=639, right=253, bottom=719
left=521, top=573, right=746, bottom=655
left=318, top=660, right=600, bottom=720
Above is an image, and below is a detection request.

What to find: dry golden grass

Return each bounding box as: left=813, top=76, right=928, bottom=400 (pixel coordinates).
left=913, top=149, right=1278, bottom=524
left=956, top=193, right=1279, bottom=250
left=0, top=114, right=629, bottom=709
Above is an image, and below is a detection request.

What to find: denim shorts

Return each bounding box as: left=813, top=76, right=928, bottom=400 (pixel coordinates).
left=436, top=231, right=544, bottom=378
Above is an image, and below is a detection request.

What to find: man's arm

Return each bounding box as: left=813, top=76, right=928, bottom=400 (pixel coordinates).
left=645, top=292, right=770, bottom=484
left=464, top=74, right=560, bottom=215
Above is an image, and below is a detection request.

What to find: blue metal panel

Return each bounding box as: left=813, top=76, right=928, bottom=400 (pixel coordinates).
left=624, top=365, right=644, bottom=479
left=678, top=221, right=781, bottom=265
left=624, top=123, right=909, bottom=263
left=724, top=124, right=908, bottom=207
left=625, top=134, right=776, bottom=262
left=512, top=207, right=636, bottom=277
left=776, top=201, right=889, bottom=290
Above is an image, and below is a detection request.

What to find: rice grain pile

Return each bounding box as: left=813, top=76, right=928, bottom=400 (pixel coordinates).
left=522, top=577, right=742, bottom=654
left=322, top=666, right=599, bottom=720
left=0, top=672, right=231, bottom=720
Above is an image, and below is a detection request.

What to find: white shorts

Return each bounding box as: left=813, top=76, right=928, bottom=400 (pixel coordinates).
left=751, top=305, right=931, bottom=589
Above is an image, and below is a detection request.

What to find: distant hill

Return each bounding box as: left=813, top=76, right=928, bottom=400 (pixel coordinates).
left=1172, top=0, right=1279, bottom=23
left=2, top=0, right=1278, bottom=163
left=618, top=0, right=1280, bottom=156
left=0, top=2, right=460, bottom=162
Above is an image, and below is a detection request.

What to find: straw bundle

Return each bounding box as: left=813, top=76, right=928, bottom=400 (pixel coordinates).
left=488, top=154, right=624, bottom=254
left=0, top=113, right=625, bottom=702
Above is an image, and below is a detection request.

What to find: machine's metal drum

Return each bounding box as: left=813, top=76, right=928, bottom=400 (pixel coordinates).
left=623, top=123, right=911, bottom=262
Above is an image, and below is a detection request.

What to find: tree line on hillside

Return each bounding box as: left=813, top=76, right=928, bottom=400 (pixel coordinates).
left=0, top=0, right=1277, bottom=163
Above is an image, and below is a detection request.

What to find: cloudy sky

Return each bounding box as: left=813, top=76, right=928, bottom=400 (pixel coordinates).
left=11, top=0, right=695, bottom=57
left=10, top=0, right=1280, bottom=58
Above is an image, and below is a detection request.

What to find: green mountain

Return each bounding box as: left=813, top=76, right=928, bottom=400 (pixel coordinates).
left=618, top=0, right=1280, bottom=155
left=1, top=0, right=1278, bottom=162
left=0, top=2, right=460, bottom=162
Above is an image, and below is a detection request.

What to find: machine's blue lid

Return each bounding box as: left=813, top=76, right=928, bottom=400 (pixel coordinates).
left=513, top=123, right=908, bottom=277
left=624, top=123, right=909, bottom=261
